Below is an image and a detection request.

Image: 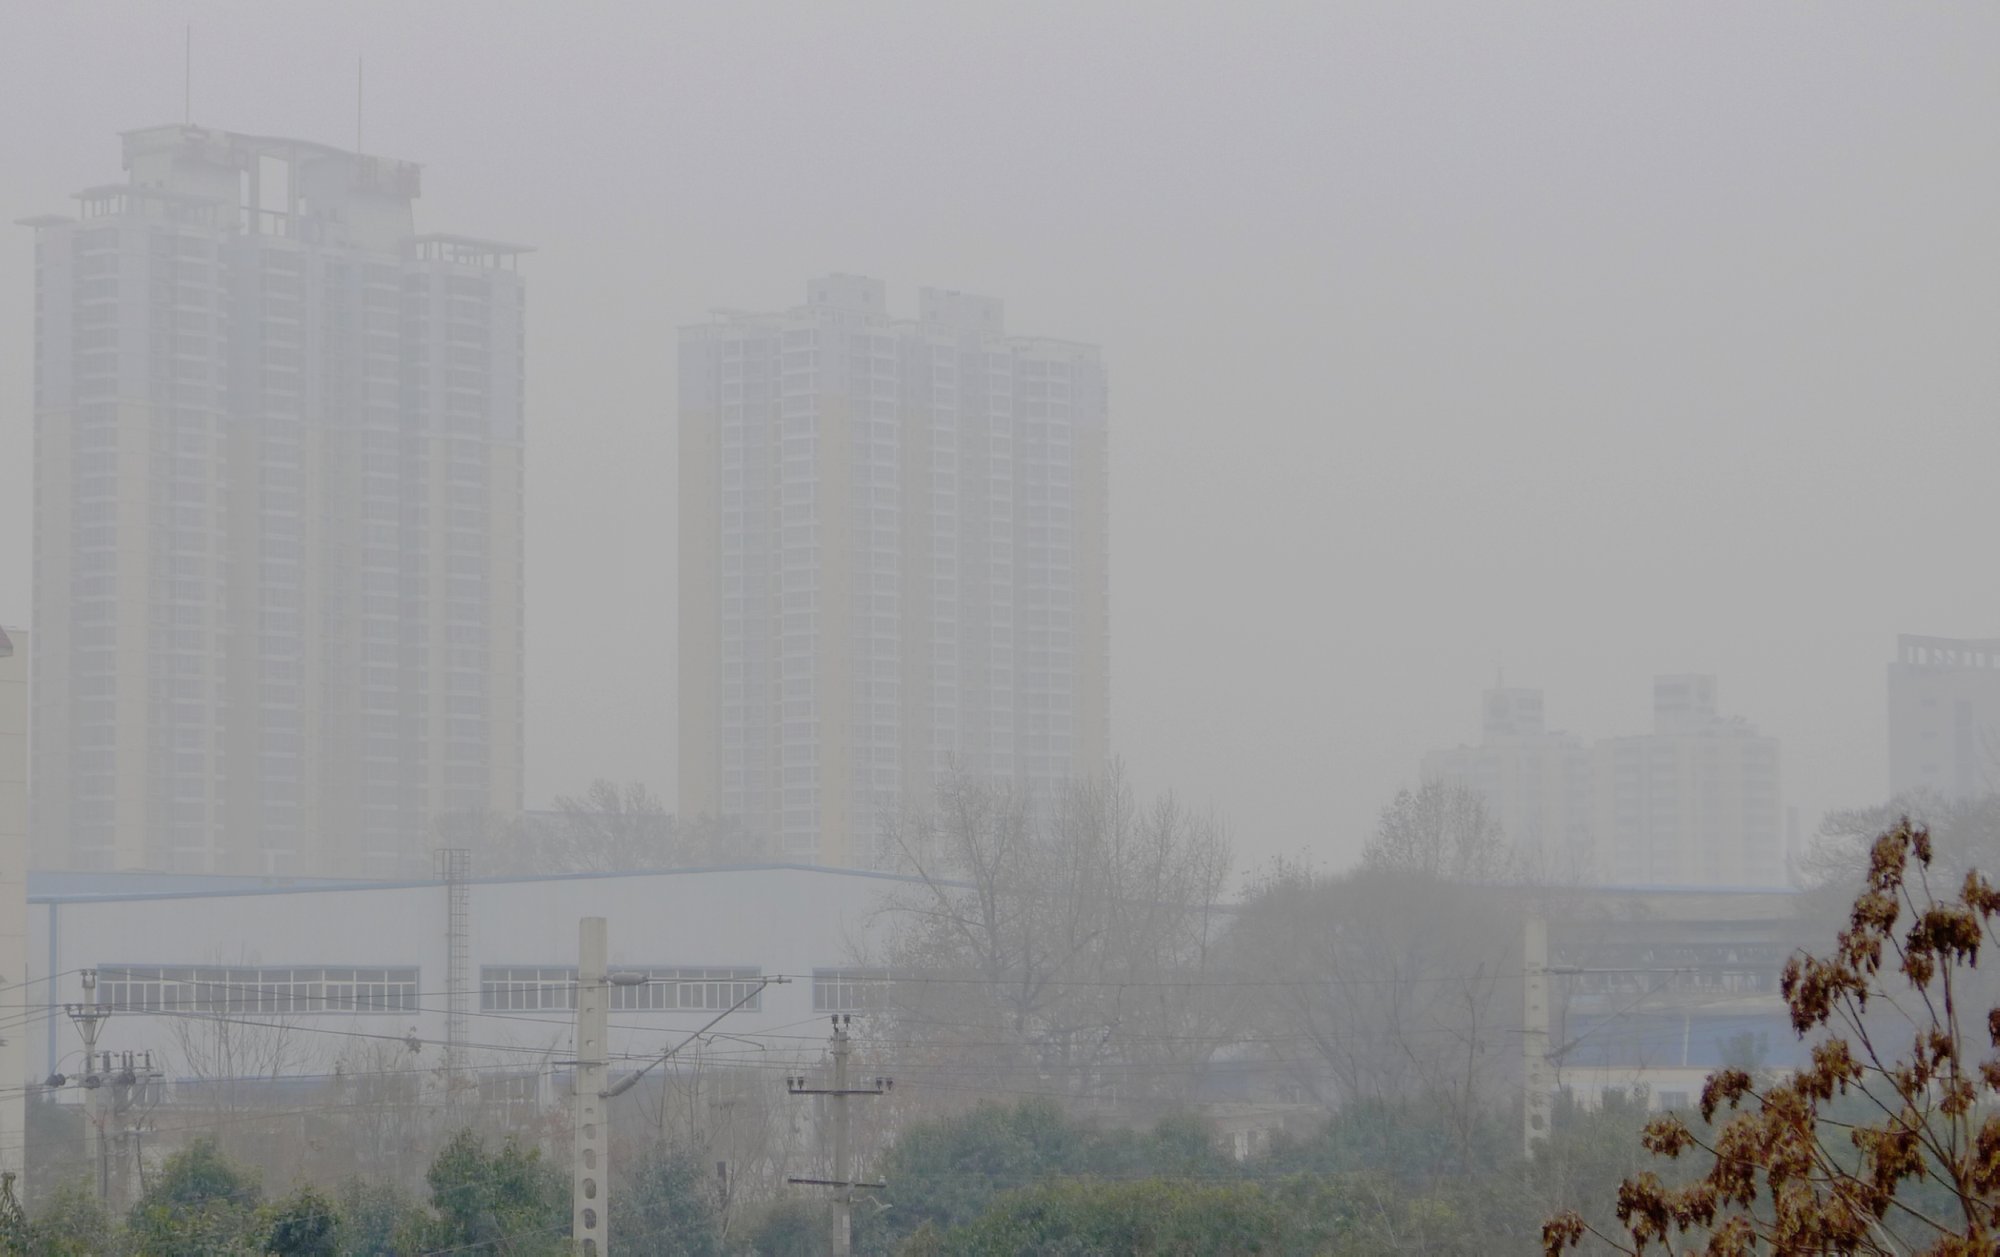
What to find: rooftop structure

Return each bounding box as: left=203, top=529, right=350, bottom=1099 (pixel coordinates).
left=1887, top=634, right=2000, bottom=800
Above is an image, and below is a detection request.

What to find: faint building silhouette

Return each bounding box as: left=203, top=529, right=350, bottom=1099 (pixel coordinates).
left=1424, top=675, right=1783, bottom=887
left=27, top=126, right=526, bottom=876
left=679, top=276, right=1109, bottom=866
left=1423, top=686, right=1592, bottom=871
left=1592, top=676, right=1782, bottom=887
left=1886, top=635, right=2000, bottom=801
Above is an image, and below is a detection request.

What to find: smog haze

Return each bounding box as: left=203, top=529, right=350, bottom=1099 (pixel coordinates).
left=3, top=2, right=1996, bottom=870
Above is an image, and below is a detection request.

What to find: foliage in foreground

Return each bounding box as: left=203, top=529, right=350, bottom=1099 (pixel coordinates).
left=3, top=1129, right=637, bottom=1257
left=1547, top=818, right=2000, bottom=1255
left=3, top=1086, right=1673, bottom=1255
left=897, top=1177, right=1327, bottom=1256
left=817, top=1092, right=1660, bottom=1257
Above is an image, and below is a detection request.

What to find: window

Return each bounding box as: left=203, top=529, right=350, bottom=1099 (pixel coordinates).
left=96, top=965, right=417, bottom=1015
left=479, top=967, right=578, bottom=1012
left=478, top=966, right=765, bottom=1012
left=812, top=968, right=887, bottom=1013
left=616, top=967, right=765, bottom=1012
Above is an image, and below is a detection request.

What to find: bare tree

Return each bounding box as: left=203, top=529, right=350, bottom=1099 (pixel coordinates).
left=435, top=806, right=529, bottom=876
left=165, top=1010, right=300, bottom=1118
left=1215, top=781, right=1536, bottom=1138
left=646, top=1053, right=814, bottom=1236
left=540, top=780, right=675, bottom=871
left=156, top=1006, right=308, bottom=1183
left=1225, top=858, right=1524, bottom=1163
left=322, top=1038, right=438, bottom=1191
left=1366, top=779, right=1521, bottom=883
left=454, top=781, right=767, bottom=875
left=871, top=766, right=1234, bottom=1107
left=1804, top=789, right=2000, bottom=893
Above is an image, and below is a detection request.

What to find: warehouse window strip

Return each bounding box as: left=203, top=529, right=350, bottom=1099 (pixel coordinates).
left=95, top=965, right=419, bottom=1015
left=812, top=967, right=888, bottom=1013
left=479, top=965, right=764, bottom=1013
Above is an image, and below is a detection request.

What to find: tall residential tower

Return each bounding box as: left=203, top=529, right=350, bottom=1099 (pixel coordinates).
left=28, top=126, right=525, bottom=876
left=680, top=277, right=1109, bottom=866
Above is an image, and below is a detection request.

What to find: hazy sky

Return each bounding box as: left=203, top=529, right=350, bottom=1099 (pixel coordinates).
left=3, top=3, right=1996, bottom=873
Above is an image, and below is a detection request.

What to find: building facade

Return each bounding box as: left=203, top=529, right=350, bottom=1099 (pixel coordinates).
left=1423, top=675, right=1784, bottom=887
left=17, top=869, right=1805, bottom=1174
left=1422, top=686, right=1592, bottom=870
left=1592, top=676, right=1783, bottom=887
left=1886, top=635, right=2000, bottom=801
left=28, top=126, right=525, bottom=877
left=679, top=277, right=1109, bottom=866
left=0, top=627, right=27, bottom=1184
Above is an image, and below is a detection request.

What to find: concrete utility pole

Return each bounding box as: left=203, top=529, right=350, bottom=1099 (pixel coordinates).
left=62, top=970, right=109, bottom=1202
left=579, top=952, right=786, bottom=1256
left=787, top=1015, right=891, bottom=1257
left=108, top=1050, right=163, bottom=1211
left=572, top=917, right=609, bottom=1256
left=437, top=848, right=472, bottom=1118
left=1522, top=915, right=1554, bottom=1154
left=831, top=1020, right=851, bottom=1257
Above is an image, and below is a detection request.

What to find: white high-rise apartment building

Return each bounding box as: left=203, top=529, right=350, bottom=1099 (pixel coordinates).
left=680, top=277, right=1109, bottom=866
left=1592, top=676, right=1782, bottom=887
left=28, top=126, right=526, bottom=877
left=1423, top=675, right=1784, bottom=887
left=1886, top=635, right=2000, bottom=801
left=1422, top=686, right=1592, bottom=867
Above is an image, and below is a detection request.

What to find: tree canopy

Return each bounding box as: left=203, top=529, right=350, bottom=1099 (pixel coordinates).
left=1547, top=818, right=2000, bottom=1255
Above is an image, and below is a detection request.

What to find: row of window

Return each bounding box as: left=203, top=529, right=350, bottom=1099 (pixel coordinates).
left=95, top=965, right=419, bottom=1014
left=87, top=965, right=890, bottom=1016
left=479, top=966, right=767, bottom=1012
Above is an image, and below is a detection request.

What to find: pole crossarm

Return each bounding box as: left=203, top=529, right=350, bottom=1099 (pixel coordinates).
left=786, top=1014, right=887, bottom=1257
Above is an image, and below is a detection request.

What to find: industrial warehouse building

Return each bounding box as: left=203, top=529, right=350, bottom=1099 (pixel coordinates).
left=26, top=863, right=906, bottom=1098
left=23, top=865, right=1806, bottom=1093
left=15, top=862, right=1809, bottom=1192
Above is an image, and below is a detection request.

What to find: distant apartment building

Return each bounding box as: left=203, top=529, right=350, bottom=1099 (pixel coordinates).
left=1423, top=675, right=1783, bottom=887
left=1421, top=686, right=1592, bottom=868
left=1886, top=635, right=2000, bottom=801
left=0, top=627, right=26, bottom=1180
left=28, top=126, right=526, bottom=877
left=680, top=276, right=1110, bottom=866
left=1593, top=676, right=1782, bottom=887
